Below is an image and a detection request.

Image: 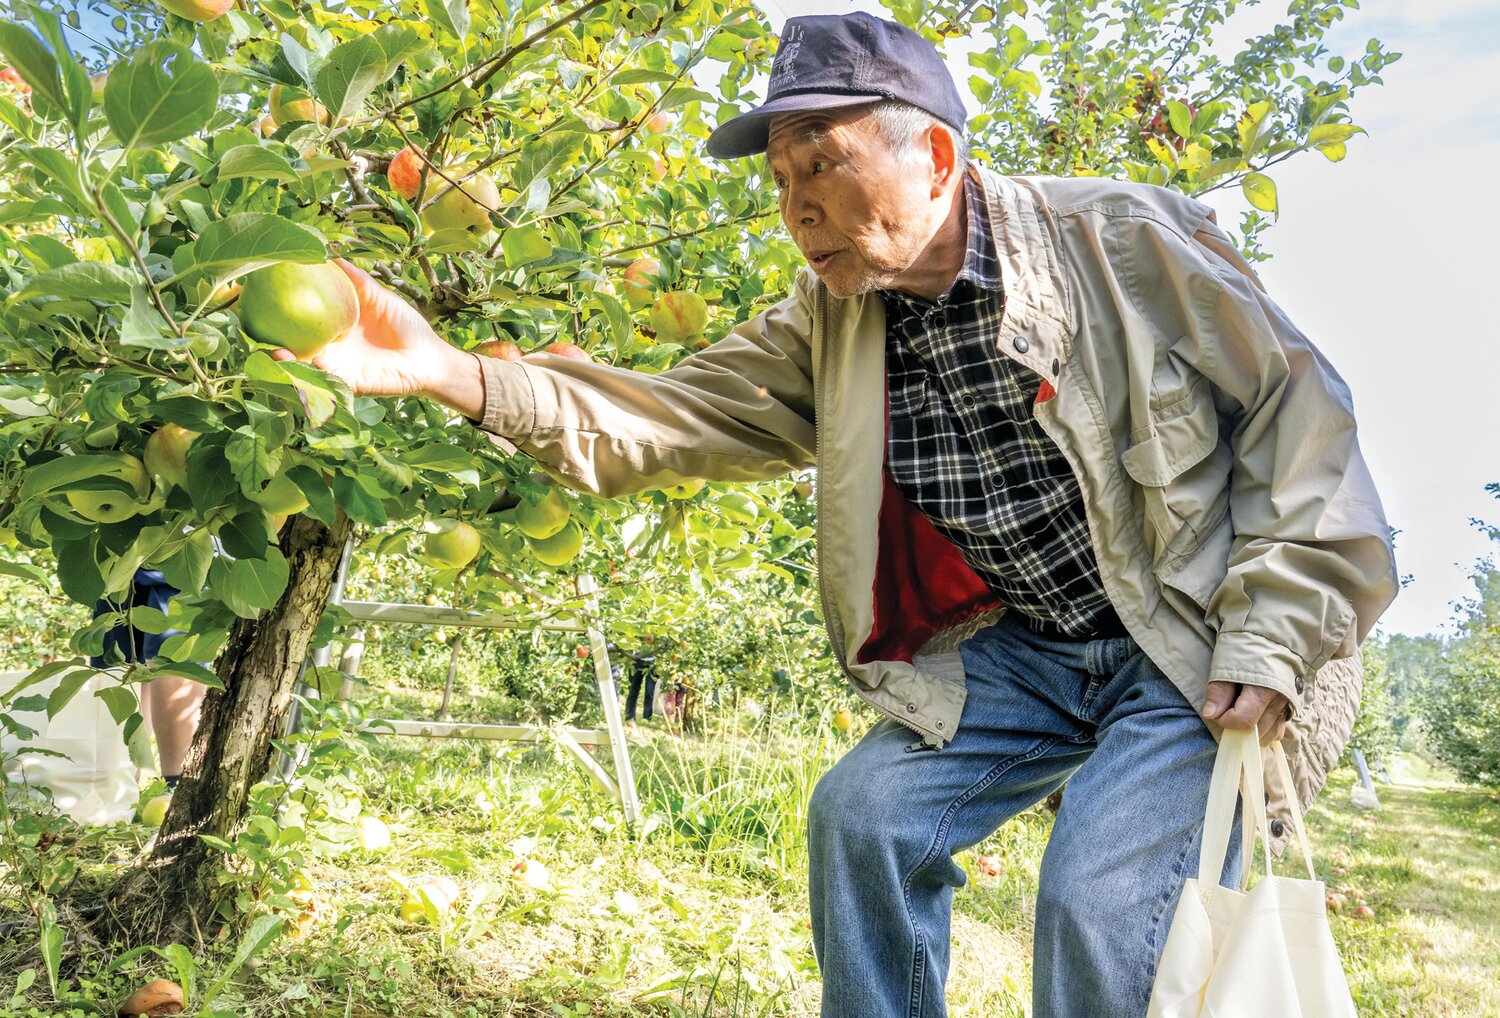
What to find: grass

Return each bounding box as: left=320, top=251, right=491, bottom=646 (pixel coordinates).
left=1, top=692, right=1496, bottom=1018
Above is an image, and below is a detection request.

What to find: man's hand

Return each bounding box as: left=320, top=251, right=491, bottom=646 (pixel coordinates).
left=1201, top=681, right=1291, bottom=747
left=270, top=260, right=485, bottom=418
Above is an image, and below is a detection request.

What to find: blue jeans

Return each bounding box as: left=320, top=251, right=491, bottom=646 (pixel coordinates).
left=808, top=614, right=1243, bottom=1018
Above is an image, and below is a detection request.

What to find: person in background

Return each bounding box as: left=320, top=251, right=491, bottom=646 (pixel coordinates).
left=91, top=567, right=203, bottom=797
left=622, top=637, right=658, bottom=726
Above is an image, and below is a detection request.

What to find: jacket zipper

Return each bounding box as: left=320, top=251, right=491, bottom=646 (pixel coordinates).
left=812, top=280, right=935, bottom=743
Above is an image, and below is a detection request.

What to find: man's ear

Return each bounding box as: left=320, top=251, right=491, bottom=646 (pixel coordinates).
left=928, top=124, right=958, bottom=196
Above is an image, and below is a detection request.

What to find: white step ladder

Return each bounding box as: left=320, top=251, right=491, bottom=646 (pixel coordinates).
left=280, top=538, right=640, bottom=824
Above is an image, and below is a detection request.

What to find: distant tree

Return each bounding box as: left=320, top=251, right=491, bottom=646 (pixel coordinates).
left=1346, top=632, right=1397, bottom=769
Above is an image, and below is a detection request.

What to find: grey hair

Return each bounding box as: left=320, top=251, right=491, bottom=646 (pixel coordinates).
left=868, top=101, right=968, bottom=171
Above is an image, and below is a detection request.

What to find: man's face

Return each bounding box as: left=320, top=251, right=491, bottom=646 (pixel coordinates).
left=765, top=107, right=945, bottom=298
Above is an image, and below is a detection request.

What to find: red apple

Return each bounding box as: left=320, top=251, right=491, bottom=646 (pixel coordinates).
left=541, top=341, right=590, bottom=361
left=388, top=146, right=424, bottom=200
left=976, top=856, right=1002, bottom=878
left=644, top=112, right=669, bottom=134
left=620, top=257, right=662, bottom=309
left=0, top=67, right=31, bottom=95
left=575, top=646, right=589, bottom=658
left=474, top=339, right=523, bottom=361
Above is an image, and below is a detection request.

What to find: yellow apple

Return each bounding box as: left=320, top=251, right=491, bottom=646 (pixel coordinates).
left=420, top=171, right=500, bottom=234
left=141, top=793, right=170, bottom=826
left=156, top=0, right=234, bottom=21
left=238, top=261, right=359, bottom=357
left=143, top=425, right=196, bottom=492
left=248, top=474, right=309, bottom=515
left=528, top=518, right=583, bottom=566
left=424, top=519, right=481, bottom=569
left=649, top=291, right=709, bottom=343
left=514, top=488, right=570, bottom=539
left=832, top=709, right=854, bottom=732
left=620, top=257, right=662, bottom=310
left=269, top=84, right=331, bottom=127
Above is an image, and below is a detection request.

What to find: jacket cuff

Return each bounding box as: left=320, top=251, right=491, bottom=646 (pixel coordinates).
left=1208, top=630, right=1312, bottom=719
left=469, top=354, right=537, bottom=441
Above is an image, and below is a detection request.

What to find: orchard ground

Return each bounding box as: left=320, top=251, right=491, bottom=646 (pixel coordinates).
left=0, top=628, right=1495, bottom=1018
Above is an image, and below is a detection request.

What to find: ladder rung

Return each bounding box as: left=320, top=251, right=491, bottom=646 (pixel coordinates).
left=360, top=718, right=612, bottom=746
left=336, top=600, right=589, bottom=632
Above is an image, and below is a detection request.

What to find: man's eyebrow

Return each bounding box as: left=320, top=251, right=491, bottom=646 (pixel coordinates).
left=765, top=126, right=834, bottom=167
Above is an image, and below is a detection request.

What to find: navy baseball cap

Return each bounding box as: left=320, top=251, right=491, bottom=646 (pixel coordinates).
left=707, top=12, right=967, bottom=160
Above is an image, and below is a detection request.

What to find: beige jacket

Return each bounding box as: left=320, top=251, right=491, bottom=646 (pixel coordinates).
left=472, top=167, right=1399, bottom=854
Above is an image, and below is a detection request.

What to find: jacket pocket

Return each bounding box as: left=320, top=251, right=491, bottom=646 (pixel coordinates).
left=1119, top=376, right=1231, bottom=578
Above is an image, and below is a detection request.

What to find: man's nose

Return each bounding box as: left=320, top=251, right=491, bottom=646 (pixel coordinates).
left=781, top=185, right=821, bottom=228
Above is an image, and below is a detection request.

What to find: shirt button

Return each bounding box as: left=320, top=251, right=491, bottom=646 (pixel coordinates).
left=1012, top=336, right=1029, bottom=353
left=961, top=392, right=977, bottom=408
left=1270, top=819, right=1286, bottom=838
left=906, top=703, right=917, bottom=713
left=933, top=314, right=947, bottom=329
left=1057, top=602, right=1072, bottom=617
left=989, top=473, right=1006, bottom=490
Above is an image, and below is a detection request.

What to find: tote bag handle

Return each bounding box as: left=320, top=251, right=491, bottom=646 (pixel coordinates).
left=1199, top=730, right=1320, bottom=892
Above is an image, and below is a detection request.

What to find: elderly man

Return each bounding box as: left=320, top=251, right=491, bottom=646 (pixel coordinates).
left=298, top=13, right=1397, bottom=1016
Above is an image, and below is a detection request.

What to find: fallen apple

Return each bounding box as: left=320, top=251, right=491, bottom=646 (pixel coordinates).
left=117, top=978, right=184, bottom=1017
left=529, top=518, right=584, bottom=566
left=387, top=146, right=424, bottom=200
left=514, top=488, right=570, bottom=539
left=424, top=519, right=481, bottom=570
left=620, top=257, right=663, bottom=310
left=140, top=793, right=170, bottom=827
left=1352, top=904, right=1375, bottom=920
left=832, top=709, right=854, bottom=732
left=513, top=858, right=551, bottom=891
left=143, top=425, right=196, bottom=492
left=421, top=171, right=500, bottom=234
left=649, top=291, right=709, bottom=343
left=238, top=261, right=359, bottom=357
left=356, top=815, right=391, bottom=852
left=156, top=0, right=233, bottom=21
left=976, top=855, right=1002, bottom=878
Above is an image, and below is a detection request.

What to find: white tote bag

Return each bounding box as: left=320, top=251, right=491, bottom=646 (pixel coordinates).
left=1147, top=728, right=1358, bottom=1017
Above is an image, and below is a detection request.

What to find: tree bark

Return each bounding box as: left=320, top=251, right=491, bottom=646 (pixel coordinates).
left=101, top=512, right=351, bottom=944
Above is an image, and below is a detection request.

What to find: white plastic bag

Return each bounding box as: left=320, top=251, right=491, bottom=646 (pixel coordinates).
left=1, top=668, right=140, bottom=826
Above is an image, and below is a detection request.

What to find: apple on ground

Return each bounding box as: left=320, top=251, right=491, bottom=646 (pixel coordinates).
left=1352, top=904, right=1375, bottom=919
left=238, top=261, right=359, bottom=358
left=118, top=979, right=184, bottom=1018
left=976, top=855, right=1002, bottom=878
left=514, top=488, right=571, bottom=539
left=155, top=0, right=234, bottom=21
left=620, top=257, right=663, bottom=309
left=473, top=339, right=523, bottom=361
left=66, top=453, right=153, bottom=524
left=424, top=519, right=481, bottom=570
left=528, top=518, right=583, bottom=566
left=399, top=875, right=460, bottom=922
left=387, top=146, right=424, bottom=200
left=649, top=291, right=709, bottom=343
left=513, top=858, right=551, bottom=891
left=356, top=815, right=391, bottom=852
left=832, top=708, right=854, bottom=732
left=140, top=793, right=171, bottom=827
left=143, top=425, right=197, bottom=492
left=420, top=171, right=501, bottom=235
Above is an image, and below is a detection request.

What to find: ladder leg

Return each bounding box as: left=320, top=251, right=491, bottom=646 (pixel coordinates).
left=578, top=576, right=640, bottom=826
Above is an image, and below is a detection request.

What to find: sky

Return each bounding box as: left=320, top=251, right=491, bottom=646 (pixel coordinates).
left=751, top=0, right=1500, bottom=637
left=59, top=1, right=1498, bottom=636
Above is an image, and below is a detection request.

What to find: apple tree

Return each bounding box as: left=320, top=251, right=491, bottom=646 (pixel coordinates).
left=0, top=0, right=1392, bottom=945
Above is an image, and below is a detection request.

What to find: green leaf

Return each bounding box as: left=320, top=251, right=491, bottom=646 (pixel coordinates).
left=286, top=465, right=335, bottom=524
left=1166, top=100, right=1193, bottom=139
left=210, top=551, right=290, bottom=619
left=103, top=42, right=218, bottom=150
left=425, top=0, right=471, bottom=40
left=203, top=914, right=285, bottom=1004
left=178, top=214, right=327, bottom=286
left=157, top=527, right=215, bottom=593
left=0, top=23, right=68, bottom=116
left=501, top=225, right=552, bottom=268
left=47, top=668, right=94, bottom=719
left=226, top=430, right=282, bottom=495
left=333, top=473, right=387, bottom=526
left=315, top=34, right=394, bottom=122
left=1307, top=123, right=1364, bottom=146
left=0, top=560, right=50, bottom=587
left=19, top=453, right=138, bottom=503
left=216, top=509, right=272, bottom=560
left=13, top=262, right=135, bottom=305
left=217, top=145, right=301, bottom=183
left=120, top=284, right=185, bottom=349
left=94, top=685, right=140, bottom=726
left=1236, top=101, right=1273, bottom=156
left=152, top=660, right=224, bottom=690
left=1242, top=172, right=1278, bottom=214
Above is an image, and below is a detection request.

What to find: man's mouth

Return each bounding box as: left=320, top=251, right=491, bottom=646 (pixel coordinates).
left=807, top=250, right=840, bottom=270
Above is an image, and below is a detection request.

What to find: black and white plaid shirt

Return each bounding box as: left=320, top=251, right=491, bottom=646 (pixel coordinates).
left=882, top=174, right=1119, bottom=638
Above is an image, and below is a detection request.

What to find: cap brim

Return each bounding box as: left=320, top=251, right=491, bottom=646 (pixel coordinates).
left=706, top=92, right=883, bottom=159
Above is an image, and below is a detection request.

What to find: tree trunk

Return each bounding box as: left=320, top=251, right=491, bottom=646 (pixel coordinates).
left=101, top=513, right=351, bottom=945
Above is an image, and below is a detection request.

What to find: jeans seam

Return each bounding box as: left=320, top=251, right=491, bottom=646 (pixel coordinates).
left=900, top=735, right=1066, bottom=1018
left=1139, top=815, right=1202, bottom=1011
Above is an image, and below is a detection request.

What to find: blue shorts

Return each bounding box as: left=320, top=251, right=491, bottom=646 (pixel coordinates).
left=90, top=569, right=181, bottom=666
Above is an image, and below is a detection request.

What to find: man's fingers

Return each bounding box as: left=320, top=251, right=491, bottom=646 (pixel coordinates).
left=1215, top=683, right=1275, bottom=731
left=1201, top=679, right=1236, bottom=720
left=269, top=348, right=296, bottom=363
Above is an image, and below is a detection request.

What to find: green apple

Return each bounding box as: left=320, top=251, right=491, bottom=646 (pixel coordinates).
left=66, top=454, right=153, bottom=523
left=424, top=519, right=481, bottom=569
left=156, top=0, right=233, bottom=21
left=420, top=171, right=501, bottom=234
left=620, top=257, right=662, bottom=310
left=143, top=425, right=196, bottom=492
left=528, top=518, right=583, bottom=566
left=514, top=488, right=570, bottom=539
left=649, top=291, right=709, bottom=343
left=248, top=474, right=310, bottom=515
left=238, top=261, right=359, bottom=357
left=661, top=478, right=704, bottom=500
left=141, top=793, right=170, bottom=826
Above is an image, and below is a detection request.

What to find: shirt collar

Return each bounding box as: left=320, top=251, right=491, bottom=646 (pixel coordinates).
left=881, top=172, right=1002, bottom=309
